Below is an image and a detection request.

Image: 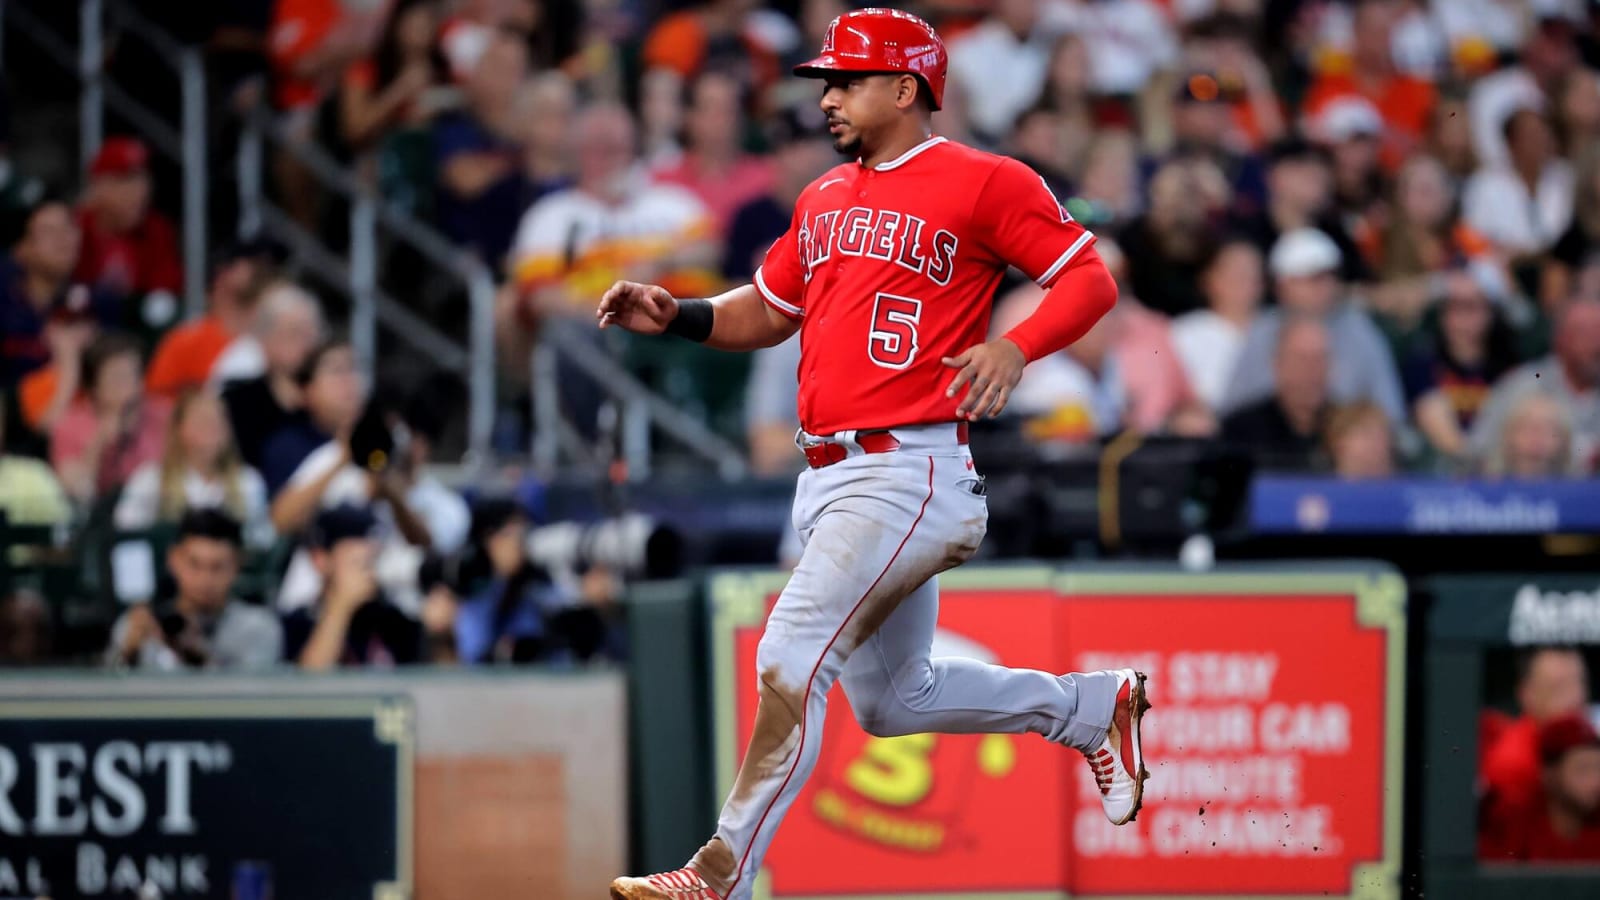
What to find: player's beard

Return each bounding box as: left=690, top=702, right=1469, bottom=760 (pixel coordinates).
left=833, top=133, right=862, bottom=157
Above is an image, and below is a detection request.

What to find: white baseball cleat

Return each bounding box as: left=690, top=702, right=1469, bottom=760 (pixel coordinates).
left=1083, top=668, right=1151, bottom=825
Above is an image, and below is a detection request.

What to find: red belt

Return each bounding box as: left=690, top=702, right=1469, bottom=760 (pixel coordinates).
left=803, top=422, right=969, bottom=469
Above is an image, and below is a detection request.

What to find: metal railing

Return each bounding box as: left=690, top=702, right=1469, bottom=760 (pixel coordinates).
left=530, top=324, right=749, bottom=481
left=5, top=0, right=208, bottom=316
left=6, top=0, right=754, bottom=480
left=234, top=109, right=498, bottom=470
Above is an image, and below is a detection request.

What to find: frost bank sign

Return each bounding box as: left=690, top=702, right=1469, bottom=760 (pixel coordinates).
left=0, top=697, right=412, bottom=900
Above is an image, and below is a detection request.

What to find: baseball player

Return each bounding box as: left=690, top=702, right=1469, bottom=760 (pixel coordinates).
left=603, top=9, right=1148, bottom=899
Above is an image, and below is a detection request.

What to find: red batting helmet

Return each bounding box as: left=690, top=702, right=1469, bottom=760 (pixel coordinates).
left=793, top=8, right=948, bottom=111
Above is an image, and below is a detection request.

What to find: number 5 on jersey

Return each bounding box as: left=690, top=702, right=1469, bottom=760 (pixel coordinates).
left=868, top=293, right=923, bottom=370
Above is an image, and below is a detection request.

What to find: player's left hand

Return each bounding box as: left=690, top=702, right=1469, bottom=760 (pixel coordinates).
left=942, top=338, right=1025, bottom=420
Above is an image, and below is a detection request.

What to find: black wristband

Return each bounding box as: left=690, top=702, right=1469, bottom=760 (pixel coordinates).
left=664, top=297, right=714, bottom=343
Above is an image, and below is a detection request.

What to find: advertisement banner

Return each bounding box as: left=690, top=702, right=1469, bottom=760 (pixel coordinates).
left=0, top=696, right=412, bottom=900
left=710, top=568, right=1405, bottom=900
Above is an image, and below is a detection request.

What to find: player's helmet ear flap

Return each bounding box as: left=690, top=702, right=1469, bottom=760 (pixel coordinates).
left=792, top=8, right=949, bottom=111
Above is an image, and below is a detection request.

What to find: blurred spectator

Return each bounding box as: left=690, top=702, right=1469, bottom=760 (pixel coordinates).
left=1173, top=238, right=1264, bottom=411
left=106, top=509, right=282, bottom=671
left=1, top=198, right=114, bottom=391
left=1470, top=297, right=1600, bottom=470
left=1117, top=155, right=1224, bottom=316
left=270, top=0, right=385, bottom=115
left=1222, top=229, right=1406, bottom=425
left=115, top=390, right=273, bottom=549
left=0, top=395, right=69, bottom=529
left=388, top=379, right=471, bottom=557
left=726, top=105, right=832, bottom=281
left=269, top=0, right=387, bottom=225
left=453, top=497, right=607, bottom=664
left=1302, top=0, right=1436, bottom=166
left=745, top=333, right=802, bottom=476
left=0, top=589, right=52, bottom=667
left=1403, top=268, right=1519, bottom=462
left=1179, top=12, right=1288, bottom=155
left=1009, top=107, right=1075, bottom=197
left=1095, top=238, right=1211, bottom=436
left=1543, top=145, right=1600, bottom=308
left=220, top=279, right=325, bottom=470
left=1072, top=0, right=1181, bottom=99
left=946, top=0, right=1073, bottom=143
left=1481, top=648, right=1592, bottom=836
left=1432, top=0, right=1527, bottom=77
left=283, top=504, right=437, bottom=669
left=271, top=375, right=468, bottom=615
left=1424, top=94, right=1479, bottom=182
left=433, top=27, right=530, bottom=269
left=1553, top=66, right=1600, bottom=156
left=1480, top=712, right=1600, bottom=862
left=504, top=104, right=719, bottom=326
left=1463, top=107, right=1575, bottom=262
left=1479, top=390, right=1579, bottom=479
left=1309, top=96, right=1387, bottom=224
left=260, top=339, right=365, bottom=497
left=515, top=72, right=578, bottom=207
left=1156, top=71, right=1268, bottom=215
left=653, top=70, right=777, bottom=237
left=1364, top=154, right=1498, bottom=334
left=1069, top=129, right=1141, bottom=228
left=1468, top=6, right=1585, bottom=169
left=73, top=137, right=181, bottom=319
left=641, top=0, right=782, bottom=101
left=146, top=239, right=279, bottom=399
left=51, top=333, right=172, bottom=505
left=1024, top=33, right=1096, bottom=179
left=333, top=0, right=453, bottom=160
left=1220, top=313, right=1331, bottom=469
left=999, top=289, right=1125, bottom=443
left=1230, top=138, right=1370, bottom=285
left=1324, top=400, right=1396, bottom=479
left=439, top=0, right=507, bottom=80
left=11, top=291, right=99, bottom=446
left=640, top=67, right=689, bottom=170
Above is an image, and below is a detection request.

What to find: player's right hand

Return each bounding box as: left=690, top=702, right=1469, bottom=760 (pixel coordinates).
left=597, top=281, right=678, bottom=334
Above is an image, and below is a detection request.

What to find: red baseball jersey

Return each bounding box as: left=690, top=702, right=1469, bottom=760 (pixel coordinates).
left=755, top=136, right=1098, bottom=435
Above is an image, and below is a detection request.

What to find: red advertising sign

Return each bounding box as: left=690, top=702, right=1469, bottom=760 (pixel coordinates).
left=710, top=569, right=1405, bottom=899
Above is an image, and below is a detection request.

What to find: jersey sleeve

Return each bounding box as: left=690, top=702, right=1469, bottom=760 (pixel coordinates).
left=753, top=213, right=806, bottom=320
left=973, top=158, right=1096, bottom=287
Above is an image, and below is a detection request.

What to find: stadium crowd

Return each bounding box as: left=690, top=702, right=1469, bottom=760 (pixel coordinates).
left=0, top=0, right=1598, bottom=863
left=236, top=0, right=1600, bottom=480
left=1, top=1, right=1600, bottom=681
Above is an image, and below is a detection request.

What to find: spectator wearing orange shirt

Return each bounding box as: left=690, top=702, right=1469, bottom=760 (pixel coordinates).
left=269, top=0, right=386, bottom=114
left=145, top=240, right=280, bottom=400
left=1481, top=712, right=1600, bottom=863
left=268, top=0, right=387, bottom=224
left=642, top=0, right=780, bottom=101
left=1302, top=0, right=1435, bottom=169
left=74, top=137, right=181, bottom=318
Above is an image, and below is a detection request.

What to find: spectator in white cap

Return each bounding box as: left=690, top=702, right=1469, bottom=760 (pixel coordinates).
left=1220, top=228, right=1406, bottom=425
left=1310, top=95, right=1387, bottom=226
